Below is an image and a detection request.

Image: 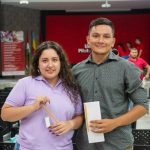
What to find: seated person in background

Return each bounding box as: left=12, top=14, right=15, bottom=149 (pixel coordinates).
left=135, top=37, right=144, bottom=58
left=116, top=42, right=130, bottom=59
left=126, top=41, right=133, bottom=52
left=128, top=47, right=150, bottom=80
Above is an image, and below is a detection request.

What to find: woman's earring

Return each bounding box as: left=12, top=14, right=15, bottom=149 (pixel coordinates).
left=38, top=69, right=40, bottom=74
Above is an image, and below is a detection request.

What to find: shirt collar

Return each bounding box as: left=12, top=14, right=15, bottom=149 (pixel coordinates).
left=85, top=50, right=119, bottom=64
left=34, top=75, right=62, bottom=87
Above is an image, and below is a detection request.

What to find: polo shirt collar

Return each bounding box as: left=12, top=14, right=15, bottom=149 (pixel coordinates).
left=34, top=75, right=62, bottom=87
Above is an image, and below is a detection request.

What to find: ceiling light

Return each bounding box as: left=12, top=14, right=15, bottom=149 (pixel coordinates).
left=20, top=0, right=29, bottom=4
left=101, top=0, right=111, bottom=8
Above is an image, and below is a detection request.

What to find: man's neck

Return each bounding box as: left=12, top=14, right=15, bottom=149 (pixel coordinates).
left=92, top=52, right=109, bottom=64
left=130, top=57, right=137, bottom=61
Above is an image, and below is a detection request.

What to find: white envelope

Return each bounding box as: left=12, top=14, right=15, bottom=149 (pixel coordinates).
left=45, top=117, right=51, bottom=128
left=84, top=101, right=105, bottom=143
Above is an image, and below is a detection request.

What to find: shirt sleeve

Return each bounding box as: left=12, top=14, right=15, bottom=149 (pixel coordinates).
left=5, top=78, right=26, bottom=107
left=140, top=58, right=148, bottom=68
left=125, top=62, right=148, bottom=110
left=74, top=95, right=83, bottom=116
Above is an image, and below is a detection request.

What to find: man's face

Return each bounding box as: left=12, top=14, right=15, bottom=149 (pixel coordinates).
left=130, top=49, right=138, bottom=59
left=87, top=25, right=115, bottom=55
left=135, top=39, right=140, bottom=44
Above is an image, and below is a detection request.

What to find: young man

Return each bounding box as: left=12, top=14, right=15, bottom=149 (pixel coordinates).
left=128, top=47, right=150, bottom=80
left=72, top=18, right=148, bottom=150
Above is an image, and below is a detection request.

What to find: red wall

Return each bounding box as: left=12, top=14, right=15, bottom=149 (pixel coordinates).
left=45, top=13, right=150, bottom=64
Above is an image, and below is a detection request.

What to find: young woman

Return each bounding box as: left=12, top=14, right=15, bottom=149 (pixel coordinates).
left=1, top=41, right=83, bottom=150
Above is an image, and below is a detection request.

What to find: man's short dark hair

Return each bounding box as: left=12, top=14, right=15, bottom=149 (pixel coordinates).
left=112, top=48, right=119, bottom=55
left=88, top=17, right=115, bottom=36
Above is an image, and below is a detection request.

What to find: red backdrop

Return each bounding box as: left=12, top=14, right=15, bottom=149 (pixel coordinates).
left=45, top=13, right=150, bottom=64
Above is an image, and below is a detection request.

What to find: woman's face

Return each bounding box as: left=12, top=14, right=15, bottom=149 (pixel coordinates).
left=38, top=48, right=61, bottom=85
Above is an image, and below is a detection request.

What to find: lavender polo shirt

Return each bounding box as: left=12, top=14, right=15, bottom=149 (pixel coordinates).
left=5, top=76, right=82, bottom=150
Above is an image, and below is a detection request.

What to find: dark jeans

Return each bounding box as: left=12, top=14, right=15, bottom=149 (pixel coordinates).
left=14, top=142, right=20, bottom=150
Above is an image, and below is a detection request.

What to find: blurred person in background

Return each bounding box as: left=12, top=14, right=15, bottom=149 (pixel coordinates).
left=128, top=47, right=150, bottom=80
left=134, top=37, right=144, bottom=58
left=116, top=42, right=130, bottom=59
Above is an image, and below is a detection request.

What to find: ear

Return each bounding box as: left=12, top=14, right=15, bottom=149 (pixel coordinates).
left=112, top=37, right=116, bottom=47
left=86, top=35, right=90, bottom=45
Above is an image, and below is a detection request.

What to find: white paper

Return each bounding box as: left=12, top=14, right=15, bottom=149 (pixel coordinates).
left=45, top=117, right=51, bottom=128
left=142, top=78, right=146, bottom=88
left=136, top=102, right=150, bottom=129
left=84, top=101, right=105, bottom=143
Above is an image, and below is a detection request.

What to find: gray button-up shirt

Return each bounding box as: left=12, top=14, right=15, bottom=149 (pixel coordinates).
left=72, top=51, right=148, bottom=150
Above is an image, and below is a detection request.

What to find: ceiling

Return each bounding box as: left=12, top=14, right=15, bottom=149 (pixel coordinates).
left=1, top=0, right=150, bottom=12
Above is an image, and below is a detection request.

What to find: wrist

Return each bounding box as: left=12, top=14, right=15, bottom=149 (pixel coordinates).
left=68, top=120, right=74, bottom=130
left=30, top=104, right=37, bottom=112
left=113, top=118, right=122, bottom=128
left=145, top=74, right=149, bottom=77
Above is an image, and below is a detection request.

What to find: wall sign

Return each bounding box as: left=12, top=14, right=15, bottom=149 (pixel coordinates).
left=0, top=31, right=25, bottom=76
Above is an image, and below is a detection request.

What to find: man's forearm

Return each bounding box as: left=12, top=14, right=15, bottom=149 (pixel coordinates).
left=114, top=105, right=148, bottom=127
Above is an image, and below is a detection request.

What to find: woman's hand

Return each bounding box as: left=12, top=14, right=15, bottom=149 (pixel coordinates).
left=33, top=96, right=50, bottom=111
left=49, top=120, right=74, bottom=135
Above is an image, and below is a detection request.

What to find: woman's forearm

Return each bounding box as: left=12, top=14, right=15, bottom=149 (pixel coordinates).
left=1, top=104, right=36, bottom=122
left=70, top=115, right=83, bottom=130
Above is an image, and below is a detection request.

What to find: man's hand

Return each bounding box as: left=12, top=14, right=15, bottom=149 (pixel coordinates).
left=89, top=119, right=119, bottom=133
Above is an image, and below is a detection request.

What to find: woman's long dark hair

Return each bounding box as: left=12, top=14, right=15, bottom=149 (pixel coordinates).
left=31, top=41, right=80, bottom=103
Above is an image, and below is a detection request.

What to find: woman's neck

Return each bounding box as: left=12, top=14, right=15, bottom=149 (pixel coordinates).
left=46, top=77, right=59, bottom=87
